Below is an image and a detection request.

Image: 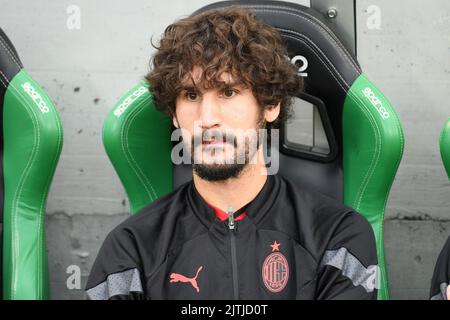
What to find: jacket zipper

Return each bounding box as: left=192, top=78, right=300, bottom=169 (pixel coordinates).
left=228, top=207, right=239, bottom=300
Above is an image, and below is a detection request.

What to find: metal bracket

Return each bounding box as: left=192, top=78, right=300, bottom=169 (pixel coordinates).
left=310, top=0, right=357, bottom=57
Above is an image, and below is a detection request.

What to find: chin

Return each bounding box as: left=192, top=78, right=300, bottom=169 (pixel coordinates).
left=192, top=163, right=247, bottom=182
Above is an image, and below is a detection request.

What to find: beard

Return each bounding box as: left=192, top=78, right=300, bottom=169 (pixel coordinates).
left=188, top=117, right=266, bottom=182
left=193, top=161, right=245, bottom=182
left=192, top=138, right=250, bottom=182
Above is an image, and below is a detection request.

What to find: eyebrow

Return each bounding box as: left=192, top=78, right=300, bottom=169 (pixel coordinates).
left=179, top=81, right=246, bottom=92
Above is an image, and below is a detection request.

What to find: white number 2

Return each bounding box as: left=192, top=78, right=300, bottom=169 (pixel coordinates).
left=291, top=55, right=308, bottom=77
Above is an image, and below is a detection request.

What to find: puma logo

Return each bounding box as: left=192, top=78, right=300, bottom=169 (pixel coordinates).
left=169, top=266, right=203, bottom=293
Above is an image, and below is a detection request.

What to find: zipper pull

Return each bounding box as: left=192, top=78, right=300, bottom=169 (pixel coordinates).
left=227, top=206, right=235, bottom=230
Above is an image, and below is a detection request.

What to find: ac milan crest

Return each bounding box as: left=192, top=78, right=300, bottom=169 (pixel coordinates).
left=262, top=241, right=289, bottom=293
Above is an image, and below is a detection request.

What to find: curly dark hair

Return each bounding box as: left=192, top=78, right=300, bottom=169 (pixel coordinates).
left=145, top=5, right=303, bottom=130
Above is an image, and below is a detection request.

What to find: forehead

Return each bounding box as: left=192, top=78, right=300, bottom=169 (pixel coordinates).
left=180, top=66, right=238, bottom=87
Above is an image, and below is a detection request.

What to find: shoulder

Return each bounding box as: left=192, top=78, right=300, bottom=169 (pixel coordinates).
left=86, top=181, right=196, bottom=291
left=278, top=174, right=362, bottom=228
left=106, top=178, right=210, bottom=248
left=430, top=236, right=450, bottom=299
left=113, top=180, right=192, bottom=236
left=281, top=174, right=351, bottom=211
left=274, top=175, right=375, bottom=257
left=100, top=180, right=196, bottom=264
left=433, top=235, right=450, bottom=272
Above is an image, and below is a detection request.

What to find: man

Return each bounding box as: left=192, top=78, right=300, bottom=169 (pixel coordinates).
left=430, top=236, right=450, bottom=300
left=85, top=6, right=379, bottom=300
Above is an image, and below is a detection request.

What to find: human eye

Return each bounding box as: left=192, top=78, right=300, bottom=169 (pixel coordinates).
left=184, top=90, right=199, bottom=102
left=221, top=87, right=238, bottom=98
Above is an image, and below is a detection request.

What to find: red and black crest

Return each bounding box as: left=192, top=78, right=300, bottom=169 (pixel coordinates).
left=262, top=241, right=289, bottom=293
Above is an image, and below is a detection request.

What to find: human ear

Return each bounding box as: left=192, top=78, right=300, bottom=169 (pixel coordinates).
left=172, top=113, right=180, bottom=128
left=264, top=102, right=281, bottom=123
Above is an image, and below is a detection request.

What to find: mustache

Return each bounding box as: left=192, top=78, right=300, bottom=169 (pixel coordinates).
left=191, top=129, right=237, bottom=147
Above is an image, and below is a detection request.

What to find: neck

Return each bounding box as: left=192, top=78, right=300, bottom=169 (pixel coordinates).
left=193, top=148, right=268, bottom=213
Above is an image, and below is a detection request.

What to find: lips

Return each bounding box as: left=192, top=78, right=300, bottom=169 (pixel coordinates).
left=202, top=139, right=222, bottom=145
left=202, top=137, right=226, bottom=145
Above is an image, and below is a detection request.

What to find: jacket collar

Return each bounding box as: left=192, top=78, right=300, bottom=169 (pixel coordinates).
left=187, top=173, right=280, bottom=229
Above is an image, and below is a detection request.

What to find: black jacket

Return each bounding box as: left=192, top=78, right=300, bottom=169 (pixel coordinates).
left=86, top=174, right=379, bottom=299
left=430, top=236, right=450, bottom=300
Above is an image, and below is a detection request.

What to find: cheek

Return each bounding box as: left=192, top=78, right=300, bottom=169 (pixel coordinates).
left=175, top=103, right=197, bottom=132
left=224, top=98, right=260, bottom=129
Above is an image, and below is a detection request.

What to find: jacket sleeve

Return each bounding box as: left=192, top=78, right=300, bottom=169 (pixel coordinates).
left=315, top=211, right=379, bottom=300
left=85, top=227, right=148, bottom=300
left=430, top=236, right=450, bottom=300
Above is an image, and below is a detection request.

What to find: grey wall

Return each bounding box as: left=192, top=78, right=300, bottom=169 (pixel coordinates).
left=0, top=0, right=449, bottom=299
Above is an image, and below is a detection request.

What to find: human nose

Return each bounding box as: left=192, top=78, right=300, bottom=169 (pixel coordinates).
left=198, top=93, right=221, bottom=129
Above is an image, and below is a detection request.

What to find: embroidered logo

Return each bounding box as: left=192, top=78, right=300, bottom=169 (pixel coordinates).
left=262, top=241, right=289, bottom=293
left=169, top=266, right=203, bottom=293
